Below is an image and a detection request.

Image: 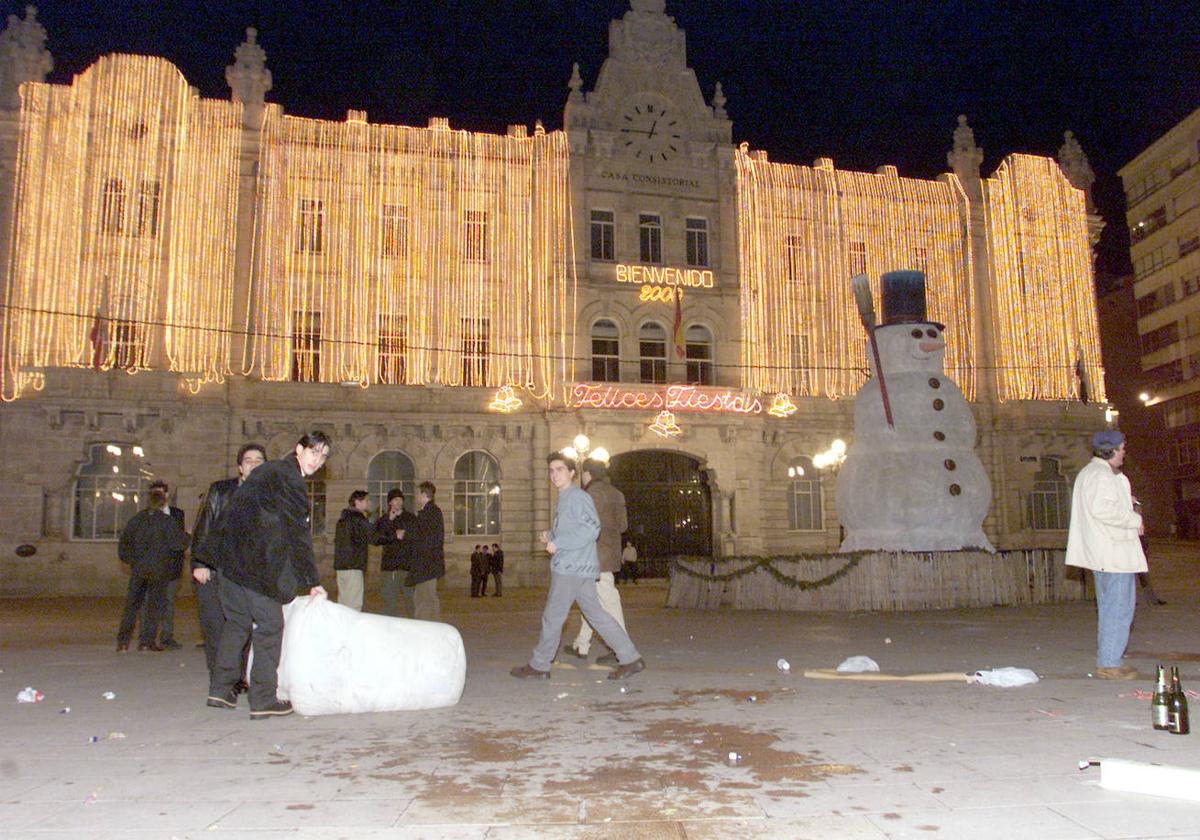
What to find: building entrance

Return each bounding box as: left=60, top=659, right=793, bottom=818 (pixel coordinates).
left=608, top=450, right=712, bottom=577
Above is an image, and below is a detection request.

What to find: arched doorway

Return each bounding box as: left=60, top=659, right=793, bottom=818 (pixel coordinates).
left=609, top=450, right=712, bottom=577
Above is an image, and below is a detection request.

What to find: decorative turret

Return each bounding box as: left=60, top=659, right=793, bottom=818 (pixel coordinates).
left=0, top=5, right=52, bottom=111
left=712, top=81, right=726, bottom=119
left=947, top=114, right=983, bottom=200
left=567, top=62, right=583, bottom=101
left=1058, top=130, right=1096, bottom=212
left=226, top=27, right=272, bottom=129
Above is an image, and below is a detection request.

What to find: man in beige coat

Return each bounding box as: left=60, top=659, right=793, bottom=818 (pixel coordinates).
left=1065, top=430, right=1146, bottom=680
left=563, top=458, right=628, bottom=664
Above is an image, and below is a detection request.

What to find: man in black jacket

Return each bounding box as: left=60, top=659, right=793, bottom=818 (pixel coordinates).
left=334, top=490, right=372, bottom=611
left=206, top=432, right=329, bottom=719
left=488, top=543, right=504, bottom=597
left=116, top=482, right=189, bottom=652
left=374, top=488, right=418, bottom=617
left=191, top=443, right=265, bottom=672
left=408, top=481, right=445, bottom=621
left=138, top=486, right=186, bottom=649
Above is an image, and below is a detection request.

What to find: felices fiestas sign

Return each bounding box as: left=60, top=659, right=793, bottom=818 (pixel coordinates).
left=570, top=383, right=763, bottom=415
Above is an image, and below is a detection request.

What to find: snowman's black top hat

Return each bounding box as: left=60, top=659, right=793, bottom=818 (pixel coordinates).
left=880, top=270, right=944, bottom=329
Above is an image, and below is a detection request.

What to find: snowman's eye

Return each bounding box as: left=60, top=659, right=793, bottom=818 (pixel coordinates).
left=911, top=329, right=923, bottom=338
left=926, top=328, right=939, bottom=338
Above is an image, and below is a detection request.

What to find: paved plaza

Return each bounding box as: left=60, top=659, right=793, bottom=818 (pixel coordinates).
left=1, top=544, right=1198, bottom=839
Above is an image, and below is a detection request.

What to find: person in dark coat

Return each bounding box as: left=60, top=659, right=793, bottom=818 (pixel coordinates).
left=116, top=481, right=189, bottom=652
left=470, top=545, right=486, bottom=597
left=334, top=490, right=372, bottom=611
left=487, top=543, right=504, bottom=597
left=206, top=431, right=330, bottom=719
left=139, top=488, right=186, bottom=649
left=191, top=443, right=265, bottom=673
left=374, top=488, right=418, bottom=617
left=407, top=481, right=445, bottom=621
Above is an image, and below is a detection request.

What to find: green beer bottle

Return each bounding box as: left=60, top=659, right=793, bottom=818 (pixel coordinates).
left=1168, top=666, right=1190, bottom=735
left=1151, top=664, right=1170, bottom=731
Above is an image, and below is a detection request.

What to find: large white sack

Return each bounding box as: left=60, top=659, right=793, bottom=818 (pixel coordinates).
left=277, top=595, right=465, bottom=715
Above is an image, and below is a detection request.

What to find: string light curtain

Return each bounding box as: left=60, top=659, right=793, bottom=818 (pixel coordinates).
left=983, top=154, right=1104, bottom=402
left=1, top=55, right=242, bottom=401
left=246, top=108, right=575, bottom=397
left=736, top=149, right=977, bottom=399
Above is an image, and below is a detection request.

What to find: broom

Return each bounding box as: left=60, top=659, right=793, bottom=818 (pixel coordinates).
left=851, top=273, right=894, bottom=428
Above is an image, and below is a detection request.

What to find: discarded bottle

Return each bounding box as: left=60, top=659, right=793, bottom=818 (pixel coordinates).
left=1168, top=666, right=1190, bottom=735
left=1152, top=664, right=1170, bottom=731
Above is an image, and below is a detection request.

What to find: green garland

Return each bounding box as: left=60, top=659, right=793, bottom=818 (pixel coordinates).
left=670, top=554, right=863, bottom=591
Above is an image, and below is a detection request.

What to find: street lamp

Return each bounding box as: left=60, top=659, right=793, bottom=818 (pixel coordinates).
left=813, top=438, right=847, bottom=471
left=562, top=434, right=610, bottom=465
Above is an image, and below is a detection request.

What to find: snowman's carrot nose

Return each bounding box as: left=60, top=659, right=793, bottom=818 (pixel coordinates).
left=918, top=339, right=944, bottom=352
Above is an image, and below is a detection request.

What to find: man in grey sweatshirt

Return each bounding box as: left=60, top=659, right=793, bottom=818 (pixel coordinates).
left=511, top=452, right=645, bottom=681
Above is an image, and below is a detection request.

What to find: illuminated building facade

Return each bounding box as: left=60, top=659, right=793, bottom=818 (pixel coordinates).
left=1119, top=106, right=1200, bottom=536
left=0, top=3, right=1108, bottom=595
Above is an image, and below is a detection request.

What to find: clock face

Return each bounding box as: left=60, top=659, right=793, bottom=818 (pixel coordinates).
left=619, top=101, right=682, bottom=163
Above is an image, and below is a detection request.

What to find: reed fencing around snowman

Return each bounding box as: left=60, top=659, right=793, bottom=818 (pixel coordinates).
left=666, top=550, right=1084, bottom=611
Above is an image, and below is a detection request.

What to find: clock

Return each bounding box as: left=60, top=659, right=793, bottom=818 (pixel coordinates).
left=619, top=101, right=682, bottom=163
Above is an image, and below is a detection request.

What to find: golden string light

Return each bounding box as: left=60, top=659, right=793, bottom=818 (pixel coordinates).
left=735, top=149, right=977, bottom=400
left=245, top=109, right=575, bottom=398
left=982, top=154, right=1105, bottom=402
left=1, top=55, right=242, bottom=401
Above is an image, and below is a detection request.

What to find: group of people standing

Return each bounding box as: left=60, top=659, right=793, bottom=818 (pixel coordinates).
left=332, top=483, right=446, bottom=619
left=469, top=543, right=504, bottom=598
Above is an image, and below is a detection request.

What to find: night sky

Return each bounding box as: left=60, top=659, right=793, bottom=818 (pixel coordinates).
left=10, top=1, right=1200, bottom=280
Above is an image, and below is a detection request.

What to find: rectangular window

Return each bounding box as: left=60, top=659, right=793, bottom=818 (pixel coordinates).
left=685, top=217, right=709, bottom=267
left=1132, top=206, right=1168, bottom=244
left=292, top=311, right=321, bottom=382
left=639, top=213, right=662, bottom=263
left=1141, top=321, right=1179, bottom=355
left=464, top=210, right=489, bottom=262
left=1148, top=358, right=1184, bottom=387
left=788, top=475, right=824, bottom=531
left=1179, top=234, right=1199, bottom=258
left=590, top=210, right=615, bottom=261
left=1182, top=274, right=1200, bottom=299
left=848, top=241, right=867, bottom=276
left=377, top=314, right=407, bottom=384
left=784, top=234, right=804, bottom=283
left=135, top=181, right=160, bottom=238
left=111, top=320, right=143, bottom=370
left=789, top=333, right=812, bottom=393
left=100, top=179, right=125, bottom=235
left=461, top=318, right=489, bottom=385
left=911, top=246, right=929, bottom=275
left=639, top=330, right=666, bottom=384
left=381, top=204, right=408, bottom=258
left=591, top=323, right=620, bottom=382
left=1027, top=458, right=1070, bottom=530
left=1137, top=283, right=1177, bottom=317
left=685, top=337, right=713, bottom=385
left=1176, top=438, right=1200, bottom=466
left=296, top=198, right=324, bottom=254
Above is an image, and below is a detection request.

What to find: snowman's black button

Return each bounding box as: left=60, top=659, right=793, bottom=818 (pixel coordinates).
left=949, top=484, right=962, bottom=496
left=928, top=378, right=941, bottom=389
left=944, top=459, right=957, bottom=471
left=933, top=431, right=945, bottom=441
left=932, top=399, right=945, bottom=411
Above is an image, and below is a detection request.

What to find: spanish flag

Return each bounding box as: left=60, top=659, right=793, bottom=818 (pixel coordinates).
left=672, top=287, right=685, bottom=360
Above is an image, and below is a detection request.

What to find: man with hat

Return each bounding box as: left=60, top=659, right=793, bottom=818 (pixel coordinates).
left=1065, top=430, right=1146, bottom=679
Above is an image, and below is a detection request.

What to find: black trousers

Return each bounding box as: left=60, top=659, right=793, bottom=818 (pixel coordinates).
left=210, top=576, right=284, bottom=711
left=470, top=572, right=486, bottom=597
left=117, top=571, right=166, bottom=646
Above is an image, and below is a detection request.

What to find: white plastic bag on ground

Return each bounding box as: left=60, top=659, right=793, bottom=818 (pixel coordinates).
left=973, top=667, right=1038, bottom=687
left=278, top=595, right=465, bottom=715
left=836, top=655, right=880, bottom=673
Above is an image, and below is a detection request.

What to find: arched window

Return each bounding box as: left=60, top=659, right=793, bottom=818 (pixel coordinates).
left=787, top=457, right=823, bottom=532
left=306, top=465, right=327, bottom=536
left=591, top=319, right=620, bottom=382
left=73, top=443, right=151, bottom=540
left=1028, top=457, right=1070, bottom=530
left=685, top=324, right=713, bottom=386
left=454, top=451, right=500, bottom=536
left=367, top=450, right=416, bottom=514
left=639, top=321, right=667, bottom=384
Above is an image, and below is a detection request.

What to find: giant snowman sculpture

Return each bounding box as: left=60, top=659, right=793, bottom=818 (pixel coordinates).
left=837, top=270, right=994, bottom=552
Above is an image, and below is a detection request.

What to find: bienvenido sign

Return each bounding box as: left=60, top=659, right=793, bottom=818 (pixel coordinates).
left=570, top=383, right=763, bottom=415
left=615, top=263, right=714, bottom=289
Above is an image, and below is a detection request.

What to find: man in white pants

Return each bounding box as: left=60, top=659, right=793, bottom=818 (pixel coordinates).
left=562, top=457, right=627, bottom=665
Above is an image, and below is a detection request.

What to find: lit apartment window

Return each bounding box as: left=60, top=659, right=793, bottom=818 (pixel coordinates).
left=639, top=213, right=662, bottom=264
left=591, top=319, right=620, bottom=382
left=639, top=321, right=667, bottom=384
left=292, top=311, right=321, bottom=382
left=296, top=198, right=324, bottom=253
left=685, top=217, right=709, bottom=267
left=591, top=210, right=615, bottom=261
left=685, top=324, right=713, bottom=385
